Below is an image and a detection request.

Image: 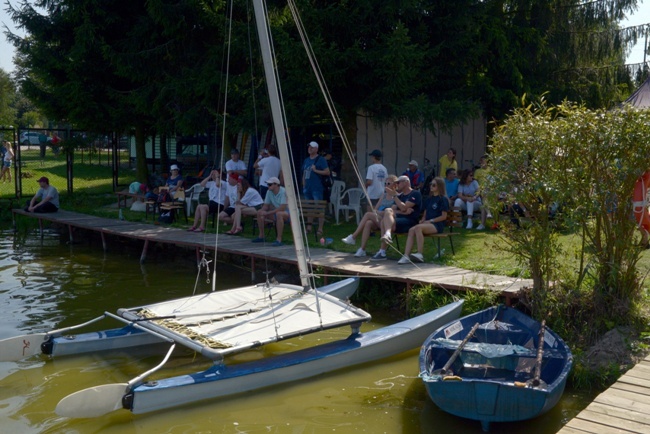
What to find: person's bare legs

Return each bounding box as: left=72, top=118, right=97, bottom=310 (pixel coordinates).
left=276, top=211, right=289, bottom=242
left=359, top=219, right=380, bottom=250
left=380, top=209, right=396, bottom=239
left=256, top=209, right=266, bottom=237
left=352, top=211, right=381, bottom=239
left=230, top=204, right=244, bottom=231
left=191, top=204, right=208, bottom=229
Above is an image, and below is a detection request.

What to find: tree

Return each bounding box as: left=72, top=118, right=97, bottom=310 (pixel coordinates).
left=0, top=69, right=16, bottom=126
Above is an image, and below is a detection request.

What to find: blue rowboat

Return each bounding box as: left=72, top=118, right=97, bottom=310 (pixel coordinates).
left=419, top=305, right=573, bottom=431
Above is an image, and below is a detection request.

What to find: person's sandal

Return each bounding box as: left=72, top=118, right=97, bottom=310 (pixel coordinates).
left=186, top=226, right=196, bottom=232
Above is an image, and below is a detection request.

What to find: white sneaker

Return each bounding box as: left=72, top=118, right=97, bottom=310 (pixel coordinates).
left=397, top=256, right=410, bottom=264
left=466, top=219, right=473, bottom=229
left=410, top=253, right=424, bottom=263
left=476, top=224, right=485, bottom=230
left=342, top=234, right=356, bottom=245
left=381, top=231, right=393, bottom=244
left=354, top=248, right=366, bottom=257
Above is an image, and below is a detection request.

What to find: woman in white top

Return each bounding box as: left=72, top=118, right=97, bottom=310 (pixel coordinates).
left=0, top=141, right=13, bottom=183
left=188, top=169, right=226, bottom=232
left=227, top=177, right=264, bottom=235
left=453, top=169, right=482, bottom=229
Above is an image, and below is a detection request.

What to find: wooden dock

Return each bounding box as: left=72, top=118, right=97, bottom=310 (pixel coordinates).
left=12, top=209, right=530, bottom=300
left=557, top=354, right=650, bottom=434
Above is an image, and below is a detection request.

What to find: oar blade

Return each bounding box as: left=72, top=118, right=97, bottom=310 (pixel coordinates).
left=0, top=333, right=47, bottom=362
left=56, top=383, right=128, bottom=418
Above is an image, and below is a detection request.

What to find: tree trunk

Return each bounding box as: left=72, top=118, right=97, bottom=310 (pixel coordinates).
left=135, top=125, right=148, bottom=183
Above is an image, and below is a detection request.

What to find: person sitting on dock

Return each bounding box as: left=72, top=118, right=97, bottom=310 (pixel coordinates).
left=188, top=169, right=225, bottom=232
left=25, top=177, right=59, bottom=213
left=398, top=177, right=448, bottom=264
left=252, top=177, right=288, bottom=247
left=216, top=173, right=242, bottom=227
left=370, top=175, right=422, bottom=261
left=341, top=174, right=398, bottom=257
left=167, top=164, right=184, bottom=194
left=226, top=177, right=264, bottom=235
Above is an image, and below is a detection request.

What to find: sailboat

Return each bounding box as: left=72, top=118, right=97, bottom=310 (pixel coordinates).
left=0, top=0, right=463, bottom=417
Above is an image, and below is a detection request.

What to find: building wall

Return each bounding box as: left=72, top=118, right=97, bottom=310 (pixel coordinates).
left=355, top=114, right=487, bottom=180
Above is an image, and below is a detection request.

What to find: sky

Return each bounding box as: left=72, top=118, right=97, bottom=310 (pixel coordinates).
left=0, top=1, right=649, bottom=74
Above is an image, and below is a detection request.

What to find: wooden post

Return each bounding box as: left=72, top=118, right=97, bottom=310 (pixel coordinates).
left=140, top=240, right=149, bottom=264
left=101, top=232, right=107, bottom=251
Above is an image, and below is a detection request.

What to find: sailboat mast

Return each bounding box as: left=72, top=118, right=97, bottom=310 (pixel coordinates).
left=252, top=0, right=311, bottom=289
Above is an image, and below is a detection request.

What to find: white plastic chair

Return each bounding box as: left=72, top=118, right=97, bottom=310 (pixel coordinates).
left=184, top=184, right=205, bottom=216
left=329, top=180, right=345, bottom=216
left=336, top=188, right=365, bottom=225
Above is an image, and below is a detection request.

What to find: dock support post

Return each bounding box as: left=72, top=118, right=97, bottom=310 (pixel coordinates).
left=68, top=224, right=74, bottom=243
left=101, top=232, right=107, bottom=251
left=140, top=240, right=149, bottom=264
left=38, top=218, right=43, bottom=238
left=196, top=247, right=200, bottom=266
left=251, top=256, right=256, bottom=282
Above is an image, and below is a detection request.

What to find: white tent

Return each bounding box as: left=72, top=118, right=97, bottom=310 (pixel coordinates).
left=624, top=77, right=650, bottom=108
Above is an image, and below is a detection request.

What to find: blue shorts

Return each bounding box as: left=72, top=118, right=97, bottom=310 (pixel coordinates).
left=303, top=189, right=324, bottom=201
left=395, top=217, right=416, bottom=234
left=3, top=161, right=11, bottom=168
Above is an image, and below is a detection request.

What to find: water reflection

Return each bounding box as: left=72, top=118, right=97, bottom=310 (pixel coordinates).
left=0, top=230, right=591, bottom=433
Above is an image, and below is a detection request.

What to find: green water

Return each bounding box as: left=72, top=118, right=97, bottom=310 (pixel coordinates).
left=0, top=230, right=591, bottom=433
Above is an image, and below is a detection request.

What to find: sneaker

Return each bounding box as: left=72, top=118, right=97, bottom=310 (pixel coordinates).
left=370, top=251, right=387, bottom=261
left=476, top=224, right=485, bottom=230
left=410, top=253, right=424, bottom=263
left=271, top=240, right=284, bottom=247
left=397, top=256, right=410, bottom=264
left=466, top=220, right=473, bottom=229
left=380, top=231, right=393, bottom=244
left=354, top=248, right=367, bottom=257
left=487, top=212, right=493, bottom=219
left=252, top=237, right=265, bottom=243
left=341, top=234, right=356, bottom=245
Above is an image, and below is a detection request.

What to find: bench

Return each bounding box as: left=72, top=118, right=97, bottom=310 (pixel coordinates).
left=251, top=199, right=327, bottom=241
left=395, top=206, right=462, bottom=258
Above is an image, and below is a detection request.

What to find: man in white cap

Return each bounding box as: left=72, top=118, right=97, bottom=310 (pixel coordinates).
left=252, top=177, right=289, bottom=247
left=370, top=175, right=422, bottom=261
left=366, top=149, right=387, bottom=211
left=225, top=148, right=247, bottom=177
left=301, top=141, right=330, bottom=235
left=402, top=160, right=424, bottom=191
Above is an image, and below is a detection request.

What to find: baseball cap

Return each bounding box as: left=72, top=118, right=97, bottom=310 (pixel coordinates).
left=229, top=173, right=240, bottom=182
left=397, top=175, right=410, bottom=183
left=408, top=160, right=418, bottom=167
left=308, top=141, right=319, bottom=149
left=231, top=148, right=240, bottom=154
left=170, top=164, right=179, bottom=171
left=266, top=177, right=281, bottom=185
left=369, top=149, right=382, bottom=158
left=37, top=176, right=49, bottom=184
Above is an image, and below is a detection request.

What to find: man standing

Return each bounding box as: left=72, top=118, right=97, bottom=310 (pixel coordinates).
left=366, top=149, right=387, bottom=210
left=301, top=141, right=330, bottom=235
left=403, top=160, right=424, bottom=190
left=252, top=177, right=289, bottom=247
left=254, top=146, right=282, bottom=199
left=225, top=148, right=247, bottom=177
left=25, top=177, right=59, bottom=213
left=371, top=175, right=422, bottom=261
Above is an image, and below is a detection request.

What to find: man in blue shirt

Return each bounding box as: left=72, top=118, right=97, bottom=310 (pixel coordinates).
left=301, top=141, right=330, bottom=235
left=403, top=160, right=424, bottom=190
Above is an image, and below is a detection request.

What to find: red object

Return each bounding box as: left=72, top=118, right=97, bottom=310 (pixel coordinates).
left=633, top=171, right=650, bottom=233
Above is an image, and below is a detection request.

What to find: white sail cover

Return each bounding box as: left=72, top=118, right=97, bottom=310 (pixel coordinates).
left=118, top=283, right=371, bottom=360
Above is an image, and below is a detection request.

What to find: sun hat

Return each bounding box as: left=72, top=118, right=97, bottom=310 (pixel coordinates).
left=266, top=176, right=281, bottom=185
left=308, top=141, right=319, bottom=149
left=170, top=164, right=179, bottom=171
left=408, top=160, right=418, bottom=167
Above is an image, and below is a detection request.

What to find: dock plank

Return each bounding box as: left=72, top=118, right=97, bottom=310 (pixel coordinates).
left=557, top=357, right=650, bottom=434
left=13, top=209, right=532, bottom=298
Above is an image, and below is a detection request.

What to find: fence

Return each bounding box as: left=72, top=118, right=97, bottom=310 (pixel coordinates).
left=0, top=127, right=134, bottom=201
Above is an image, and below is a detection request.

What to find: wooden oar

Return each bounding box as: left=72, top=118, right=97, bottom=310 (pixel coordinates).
left=528, top=320, right=546, bottom=388
left=439, top=322, right=480, bottom=376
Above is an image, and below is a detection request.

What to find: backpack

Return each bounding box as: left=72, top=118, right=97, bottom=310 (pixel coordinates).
left=318, top=156, right=334, bottom=201
left=157, top=190, right=172, bottom=203
left=158, top=211, right=173, bottom=224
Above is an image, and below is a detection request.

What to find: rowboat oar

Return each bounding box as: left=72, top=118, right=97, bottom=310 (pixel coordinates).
left=56, top=343, right=176, bottom=418
left=528, top=320, right=546, bottom=388
left=438, top=322, right=480, bottom=376
left=0, top=315, right=107, bottom=362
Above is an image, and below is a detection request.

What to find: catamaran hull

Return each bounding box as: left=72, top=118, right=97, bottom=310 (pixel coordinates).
left=126, top=300, right=464, bottom=414
left=38, top=278, right=360, bottom=359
